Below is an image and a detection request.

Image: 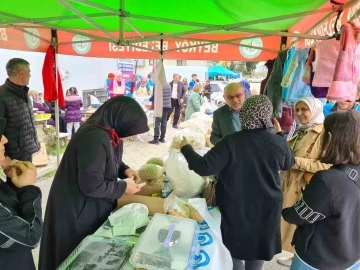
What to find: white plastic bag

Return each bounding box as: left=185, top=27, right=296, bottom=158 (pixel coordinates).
left=179, top=119, right=208, bottom=134
left=190, top=112, right=213, bottom=129
left=166, top=149, right=205, bottom=198
left=171, top=128, right=206, bottom=149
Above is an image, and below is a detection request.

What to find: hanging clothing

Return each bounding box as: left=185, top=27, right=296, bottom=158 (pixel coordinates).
left=281, top=47, right=297, bottom=99
left=38, top=97, right=149, bottom=270
left=282, top=48, right=312, bottom=102
left=312, top=39, right=340, bottom=87
left=260, top=59, right=275, bottom=95
left=327, top=22, right=360, bottom=101
left=264, top=51, right=287, bottom=118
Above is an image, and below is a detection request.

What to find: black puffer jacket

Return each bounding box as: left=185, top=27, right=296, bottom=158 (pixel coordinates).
left=0, top=79, right=39, bottom=160
left=0, top=180, right=42, bottom=270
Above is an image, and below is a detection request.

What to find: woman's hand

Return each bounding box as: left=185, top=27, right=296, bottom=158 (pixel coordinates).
left=124, top=168, right=140, bottom=182
left=272, top=118, right=282, bottom=133
left=7, top=161, right=37, bottom=188
left=180, top=137, right=190, bottom=149
left=124, top=178, right=141, bottom=195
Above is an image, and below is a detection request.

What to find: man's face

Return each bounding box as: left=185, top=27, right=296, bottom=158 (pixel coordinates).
left=19, top=65, right=31, bottom=86
left=173, top=75, right=180, bottom=83
left=224, top=86, right=245, bottom=112
left=192, top=75, right=197, bottom=81
left=141, top=78, right=147, bottom=85
left=338, top=101, right=355, bottom=110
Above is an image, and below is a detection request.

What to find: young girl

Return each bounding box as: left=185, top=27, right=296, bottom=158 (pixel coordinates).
left=65, top=87, right=82, bottom=140
left=109, top=71, right=125, bottom=98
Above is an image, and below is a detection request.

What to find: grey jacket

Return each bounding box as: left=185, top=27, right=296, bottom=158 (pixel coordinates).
left=210, top=104, right=235, bottom=145
left=0, top=79, right=40, bottom=160
left=169, top=81, right=186, bottom=104
left=149, top=84, right=172, bottom=109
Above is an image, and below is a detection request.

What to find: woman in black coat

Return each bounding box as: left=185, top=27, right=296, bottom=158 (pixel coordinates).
left=39, top=96, right=149, bottom=270
left=180, top=95, right=294, bottom=270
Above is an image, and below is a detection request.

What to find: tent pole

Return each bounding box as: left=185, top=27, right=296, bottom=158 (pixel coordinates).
left=160, top=34, right=163, bottom=62
left=280, top=35, right=288, bottom=50
left=57, top=0, right=117, bottom=42
left=52, top=29, right=61, bottom=167
left=119, top=0, right=124, bottom=41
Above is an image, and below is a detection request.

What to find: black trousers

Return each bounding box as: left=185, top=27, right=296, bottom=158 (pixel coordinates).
left=154, top=108, right=172, bottom=140
left=167, top=98, right=181, bottom=126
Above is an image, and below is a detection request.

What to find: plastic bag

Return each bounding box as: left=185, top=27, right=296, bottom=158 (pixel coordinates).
left=164, top=192, right=204, bottom=222
left=165, top=149, right=205, bottom=198
left=179, top=119, right=208, bottom=135
left=190, top=112, right=213, bottom=129
left=171, top=128, right=206, bottom=149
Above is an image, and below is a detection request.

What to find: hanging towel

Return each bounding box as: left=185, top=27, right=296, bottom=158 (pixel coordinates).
left=260, top=59, right=275, bottom=94
left=264, top=51, right=287, bottom=118
left=284, top=48, right=312, bottom=102
left=312, top=39, right=340, bottom=87
left=327, top=22, right=360, bottom=101
left=281, top=47, right=297, bottom=99
left=302, top=48, right=315, bottom=84
left=151, top=61, right=167, bottom=117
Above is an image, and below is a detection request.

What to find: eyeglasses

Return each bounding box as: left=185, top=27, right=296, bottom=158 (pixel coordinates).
left=226, top=93, right=244, bottom=101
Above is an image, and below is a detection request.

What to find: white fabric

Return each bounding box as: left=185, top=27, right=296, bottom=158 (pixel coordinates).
left=172, top=83, right=178, bottom=99
left=67, top=122, right=80, bottom=139
left=188, top=199, right=233, bottom=270
left=294, top=96, right=324, bottom=128
left=151, top=61, right=167, bottom=117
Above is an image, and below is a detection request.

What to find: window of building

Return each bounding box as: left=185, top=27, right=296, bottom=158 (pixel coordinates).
left=177, top=60, right=186, bottom=66
left=149, top=59, right=154, bottom=65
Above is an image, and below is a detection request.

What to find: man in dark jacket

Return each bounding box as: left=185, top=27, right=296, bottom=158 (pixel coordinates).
left=168, top=73, right=186, bottom=128
left=149, top=83, right=172, bottom=144
left=210, top=83, right=246, bottom=145
left=0, top=58, right=39, bottom=161
left=0, top=117, right=42, bottom=270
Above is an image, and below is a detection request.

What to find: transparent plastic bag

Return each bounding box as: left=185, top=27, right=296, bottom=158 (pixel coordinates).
left=179, top=119, right=208, bottom=135
left=171, top=128, right=206, bottom=149
left=190, top=112, right=213, bottom=129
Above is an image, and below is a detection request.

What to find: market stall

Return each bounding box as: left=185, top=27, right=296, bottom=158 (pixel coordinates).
left=56, top=112, right=226, bottom=269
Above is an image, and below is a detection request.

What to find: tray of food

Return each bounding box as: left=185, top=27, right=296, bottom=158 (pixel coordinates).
left=57, top=235, right=134, bottom=270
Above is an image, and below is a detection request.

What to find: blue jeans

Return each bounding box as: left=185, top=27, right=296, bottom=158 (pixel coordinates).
left=291, top=253, right=360, bottom=270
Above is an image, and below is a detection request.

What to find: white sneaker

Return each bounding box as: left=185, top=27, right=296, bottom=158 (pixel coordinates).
left=277, top=255, right=294, bottom=266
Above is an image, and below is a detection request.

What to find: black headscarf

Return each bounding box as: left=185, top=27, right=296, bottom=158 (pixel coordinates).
left=85, top=96, right=149, bottom=147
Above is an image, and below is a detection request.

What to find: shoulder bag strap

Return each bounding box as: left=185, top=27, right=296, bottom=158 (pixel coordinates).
left=333, top=165, right=360, bottom=190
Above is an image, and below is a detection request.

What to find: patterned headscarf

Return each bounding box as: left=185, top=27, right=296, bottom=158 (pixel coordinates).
left=239, top=95, right=273, bottom=130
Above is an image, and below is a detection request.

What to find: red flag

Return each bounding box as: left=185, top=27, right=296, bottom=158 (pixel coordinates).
left=42, top=45, right=65, bottom=107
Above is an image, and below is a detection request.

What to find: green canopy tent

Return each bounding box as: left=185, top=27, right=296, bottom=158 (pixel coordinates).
left=0, top=0, right=358, bottom=164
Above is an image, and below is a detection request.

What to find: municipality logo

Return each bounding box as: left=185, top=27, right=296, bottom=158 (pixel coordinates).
left=72, top=35, right=91, bottom=55
left=239, top=37, right=263, bottom=59
left=198, top=232, right=213, bottom=247
left=24, top=28, right=41, bottom=50
left=192, top=250, right=211, bottom=269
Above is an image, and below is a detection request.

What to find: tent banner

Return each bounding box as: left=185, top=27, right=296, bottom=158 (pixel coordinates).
left=289, top=1, right=360, bottom=48
left=0, top=28, right=280, bottom=61
left=58, top=31, right=280, bottom=61
left=0, top=27, right=50, bottom=53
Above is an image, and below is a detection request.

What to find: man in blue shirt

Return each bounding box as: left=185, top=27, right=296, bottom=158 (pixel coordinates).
left=323, top=83, right=360, bottom=117
left=188, top=74, right=197, bottom=90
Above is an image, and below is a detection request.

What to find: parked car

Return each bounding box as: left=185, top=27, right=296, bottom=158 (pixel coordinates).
left=248, top=77, right=264, bottom=83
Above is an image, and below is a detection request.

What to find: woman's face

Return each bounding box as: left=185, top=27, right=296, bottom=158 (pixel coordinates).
left=0, top=135, right=8, bottom=162
left=116, top=74, right=122, bottom=81
left=206, top=81, right=210, bottom=85
left=296, top=101, right=312, bottom=125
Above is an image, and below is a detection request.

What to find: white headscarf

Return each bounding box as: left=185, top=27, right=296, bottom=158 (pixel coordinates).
left=294, top=96, right=325, bottom=128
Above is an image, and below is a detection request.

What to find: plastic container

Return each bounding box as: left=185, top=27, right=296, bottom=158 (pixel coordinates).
left=130, top=213, right=199, bottom=270
left=57, top=235, right=133, bottom=270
